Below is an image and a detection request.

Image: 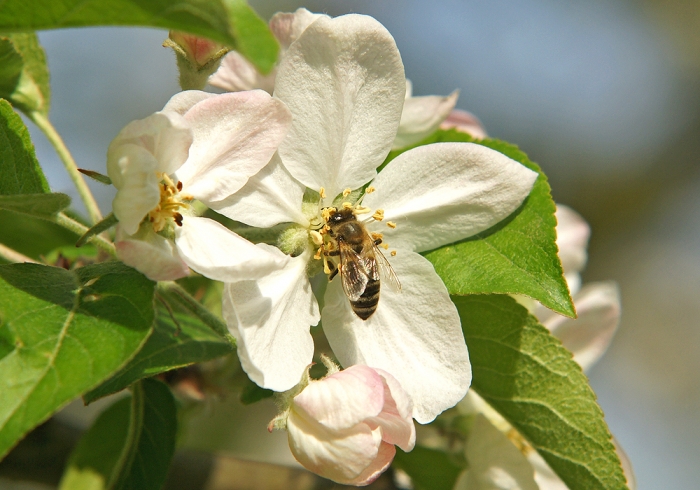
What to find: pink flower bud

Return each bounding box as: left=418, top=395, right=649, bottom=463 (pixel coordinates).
left=168, top=31, right=226, bottom=68
left=286, top=365, right=415, bottom=486
left=440, top=109, right=488, bottom=139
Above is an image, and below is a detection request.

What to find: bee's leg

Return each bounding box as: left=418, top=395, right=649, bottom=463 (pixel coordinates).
left=328, top=261, right=339, bottom=281
left=325, top=250, right=340, bottom=257
left=374, top=238, right=382, bottom=246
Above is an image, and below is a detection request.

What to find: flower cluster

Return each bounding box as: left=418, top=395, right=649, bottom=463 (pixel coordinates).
left=107, top=10, right=541, bottom=485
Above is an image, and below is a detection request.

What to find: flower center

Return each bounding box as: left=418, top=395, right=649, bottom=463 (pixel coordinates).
left=148, top=173, right=193, bottom=233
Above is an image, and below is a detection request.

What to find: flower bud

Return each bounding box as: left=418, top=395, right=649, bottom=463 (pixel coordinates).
left=279, top=363, right=416, bottom=485
left=164, top=31, right=229, bottom=90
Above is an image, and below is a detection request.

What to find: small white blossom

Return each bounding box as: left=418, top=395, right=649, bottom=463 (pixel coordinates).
left=219, top=14, right=538, bottom=423
left=108, top=90, right=292, bottom=281
left=277, top=363, right=415, bottom=486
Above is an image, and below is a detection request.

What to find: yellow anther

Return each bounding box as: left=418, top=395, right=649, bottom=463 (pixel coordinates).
left=319, top=187, right=326, bottom=199
left=310, top=230, right=324, bottom=246
left=366, top=186, right=376, bottom=194
left=354, top=205, right=371, bottom=214
left=323, top=224, right=331, bottom=233
left=343, top=188, right=352, bottom=197
left=321, top=207, right=336, bottom=221
left=371, top=232, right=383, bottom=241
left=381, top=243, right=389, bottom=250
left=372, top=209, right=385, bottom=221
left=387, top=221, right=397, bottom=229
left=323, top=259, right=332, bottom=275
left=314, top=248, right=322, bottom=260
left=390, top=250, right=397, bottom=256
left=180, top=193, right=194, bottom=201
left=342, top=202, right=353, bottom=209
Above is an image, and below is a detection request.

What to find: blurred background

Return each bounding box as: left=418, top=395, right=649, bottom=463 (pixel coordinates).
left=5, top=0, right=700, bottom=488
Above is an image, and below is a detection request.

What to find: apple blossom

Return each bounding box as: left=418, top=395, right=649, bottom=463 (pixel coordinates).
left=218, top=14, right=538, bottom=423
left=440, top=109, right=489, bottom=139
left=108, top=89, right=292, bottom=282
left=210, top=9, right=459, bottom=151
left=270, top=360, right=415, bottom=486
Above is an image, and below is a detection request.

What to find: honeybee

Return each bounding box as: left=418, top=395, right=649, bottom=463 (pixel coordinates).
left=325, top=207, right=400, bottom=320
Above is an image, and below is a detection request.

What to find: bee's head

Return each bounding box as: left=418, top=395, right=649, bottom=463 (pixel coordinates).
left=326, top=207, right=355, bottom=225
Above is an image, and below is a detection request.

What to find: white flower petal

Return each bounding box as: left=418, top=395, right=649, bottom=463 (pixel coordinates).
left=174, top=90, right=292, bottom=202
left=392, top=90, right=459, bottom=150
left=364, top=142, right=538, bottom=253
left=287, top=410, right=385, bottom=484
left=161, top=90, right=214, bottom=116
left=555, top=204, right=590, bottom=295
left=294, top=365, right=385, bottom=431
left=208, top=51, right=277, bottom=93
left=322, top=250, right=471, bottom=423
left=370, top=368, right=416, bottom=452
left=274, top=14, right=406, bottom=199
left=458, top=414, right=539, bottom=490
left=222, top=248, right=319, bottom=391
left=115, top=225, right=189, bottom=281
left=541, top=282, right=621, bottom=372
left=210, top=153, right=308, bottom=228
left=175, top=217, right=289, bottom=282
left=269, top=8, right=327, bottom=49
left=440, top=109, right=488, bottom=139
left=108, top=144, right=160, bottom=235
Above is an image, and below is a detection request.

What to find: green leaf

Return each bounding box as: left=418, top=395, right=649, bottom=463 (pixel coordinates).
left=59, top=379, right=177, bottom=490
left=0, top=192, right=70, bottom=218
left=239, top=377, right=273, bottom=405
left=454, top=294, right=628, bottom=490
left=0, top=261, right=155, bottom=459
left=0, top=33, right=50, bottom=116
left=84, top=307, right=232, bottom=404
left=76, top=213, right=118, bottom=247
left=389, top=129, right=574, bottom=317
left=78, top=168, right=112, bottom=185
left=0, top=209, right=79, bottom=261
left=0, top=0, right=279, bottom=74
left=392, top=445, right=463, bottom=490
left=0, top=98, right=49, bottom=194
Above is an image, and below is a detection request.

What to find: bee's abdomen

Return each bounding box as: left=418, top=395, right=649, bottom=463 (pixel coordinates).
left=351, top=279, right=380, bottom=320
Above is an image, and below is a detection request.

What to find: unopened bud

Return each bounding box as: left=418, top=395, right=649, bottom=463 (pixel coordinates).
left=164, top=31, right=229, bottom=90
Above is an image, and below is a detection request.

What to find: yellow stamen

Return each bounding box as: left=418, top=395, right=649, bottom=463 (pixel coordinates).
left=372, top=209, right=385, bottom=221
left=319, top=187, right=326, bottom=199
left=310, top=230, right=324, bottom=246
left=371, top=232, right=383, bottom=241
left=314, top=248, right=322, bottom=260
left=390, top=250, right=397, bottom=256
left=387, top=221, right=397, bottom=229
left=323, top=258, right=332, bottom=275
left=321, top=207, right=336, bottom=221
left=381, top=243, right=389, bottom=250
left=343, top=188, right=352, bottom=197
left=354, top=205, right=370, bottom=214
left=366, top=186, right=376, bottom=194
left=342, top=202, right=353, bottom=209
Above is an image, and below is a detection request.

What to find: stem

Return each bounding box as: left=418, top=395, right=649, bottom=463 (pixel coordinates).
left=159, top=282, right=236, bottom=347
left=0, top=244, right=38, bottom=264
left=30, top=112, right=103, bottom=225
left=55, top=212, right=116, bottom=257
left=108, top=381, right=144, bottom=490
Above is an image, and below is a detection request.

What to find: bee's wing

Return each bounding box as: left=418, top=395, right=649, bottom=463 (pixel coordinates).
left=338, top=241, right=370, bottom=302
left=373, top=243, right=401, bottom=292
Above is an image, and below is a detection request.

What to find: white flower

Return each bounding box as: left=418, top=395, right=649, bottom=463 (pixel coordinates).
left=219, top=14, right=538, bottom=423
left=108, top=90, right=292, bottom=281
left=280, top=363, right=415, bottom=486
left=440, top=109, right=489, bottom=139
left=210, top=9, right=459, bottom=151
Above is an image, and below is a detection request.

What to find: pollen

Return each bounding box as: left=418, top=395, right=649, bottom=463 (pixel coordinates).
left=321, top=207, right=336, bottom=221
left=309, top=230, right=324, bottom=246
left=319, top=187, right=326, bottom=199
left=372, top=209, right=385, bottom=221
left=366, top=186, right=376, bottom=194
left=391, top=250, right=397, bottom=256
left=148, top=173, right=191, bottom=233
left=354, top=205, right=371, bottom=214
left=381, top=243, right=389, bottom=250
left=371, top=232, right=383, bottom=241
left=343, top=188, right=352, bottom=197
left=342, top=202, right=353, bottom=209
left=386, top=221, right=397, bottom=229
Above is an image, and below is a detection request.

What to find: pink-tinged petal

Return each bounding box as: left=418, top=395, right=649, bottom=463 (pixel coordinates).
left=541, top=282, right=621, bottom=372
left=369, top=369, right=416, bottom=452
left=210, top=153, right=308, bottom=228
left=274, top=14, right=406, bottom=199
left=555, top=204, right=590, bottom=295
left=440, top=109, right=488, bottom=139
left=115, top=225, right=189, bottom=281
left=392, top=90, right=459, bottom=150
left=162, top=90, right=214, bottom=116
left=363, top=142, right=538, bottom=253
left=175, top=217, right=289, bottom=282
left=269, top=8, right=327, bottom=49
left=208, top=51, right=277, bottom=93
left=322, top=251, right=471, bottom=423
left=174, top=91, right=292, bottom=202
left=222, top=248, right=319, bottom=392
left=107, top=111, right=192, bottom=182
left=459, top=415, right=539, bottom=490
left=294, top=366, right=385, bottom=431
left=344, top=442, right=396, bottom=486
left=287, top=410, right=384, bottom=484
